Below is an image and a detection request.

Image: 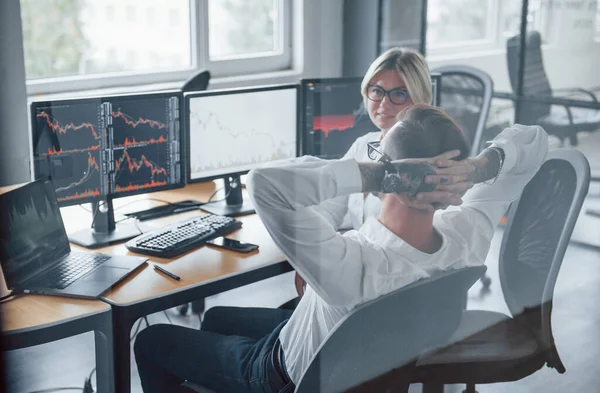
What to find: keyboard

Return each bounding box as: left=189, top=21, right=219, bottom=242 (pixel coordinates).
left=125, top=214, right=243, bottom=258
left=29, top=253, right=110, bottom=289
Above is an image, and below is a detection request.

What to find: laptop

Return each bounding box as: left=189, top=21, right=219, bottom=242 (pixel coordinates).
left=0, top=179, right=147, bottom=299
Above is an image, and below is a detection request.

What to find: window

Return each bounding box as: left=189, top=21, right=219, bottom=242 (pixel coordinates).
left=126, top=5, right=136, bottom=22
left=427, top=0, right=494, bottom=47
left=500, top=0, right=552, bottom=41
left=19, top=0, right=292, bottom=93
left=427, top=0, right=553, bottom=55
left=208, top=0, right=279, bottom=59
left=146, top=6, right=157, bottom=25
left=169, top=8, right=181, bottom=27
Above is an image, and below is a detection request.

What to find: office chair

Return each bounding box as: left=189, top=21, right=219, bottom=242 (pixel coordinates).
left=182, top=69, right=211, bottom=93
left=181, top=265, right=486, bottom=393
left=432, top=65, right=494, bottom=156
left=506, top=31, right=600, bottom=146
left=413, top=148, right=590, bottom=393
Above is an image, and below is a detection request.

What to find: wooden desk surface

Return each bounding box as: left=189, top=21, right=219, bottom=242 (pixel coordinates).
left=2, top=294, right=109, bottom=333
left=62, top=182, right=288, bottom=306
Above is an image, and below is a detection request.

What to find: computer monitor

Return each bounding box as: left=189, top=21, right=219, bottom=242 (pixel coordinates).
left=186, top=84, right=298, bottom=216
left=300, top=74, right=441, bottom=159
left=30, top=91, right=184, bottom=248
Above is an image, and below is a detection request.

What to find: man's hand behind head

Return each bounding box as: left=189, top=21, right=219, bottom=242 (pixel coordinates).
left=395, top=151, right=476, bottom=212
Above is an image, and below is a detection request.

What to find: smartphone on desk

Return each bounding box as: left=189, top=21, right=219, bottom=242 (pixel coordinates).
left=206, top=237, right=259, bottom=253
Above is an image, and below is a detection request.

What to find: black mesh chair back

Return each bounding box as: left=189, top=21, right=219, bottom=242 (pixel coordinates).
left=182, top=69, right=211, bottom=93
left=294, top=266, right=486, bottom=393
left=506, top=31, right=553, bottom=125
left=499, top=148, right=589, bottom=366
left=432, top=65, right=493, bottom=156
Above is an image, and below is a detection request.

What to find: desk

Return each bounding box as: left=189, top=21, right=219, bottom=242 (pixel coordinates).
left=0, top=184, right=116, bottom=392
left=68, top=183, right=293, bottom=393
left=1, top=295, right=115, bottom=393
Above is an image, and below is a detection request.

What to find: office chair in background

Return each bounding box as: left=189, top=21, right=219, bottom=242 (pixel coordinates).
left=432, top=65, right=495, bottom=292
left=432, top=65, right=494, bottom=157
left=181, top=265, right=486, bottom=393
left=506, top=31, right=600, bottom=146
left=413, top=148, right=590, bottom=393
left=182, top=69, right=211, bottom=93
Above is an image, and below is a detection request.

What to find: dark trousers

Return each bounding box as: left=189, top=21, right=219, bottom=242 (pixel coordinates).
left=134, top=306, right=295, bottom=393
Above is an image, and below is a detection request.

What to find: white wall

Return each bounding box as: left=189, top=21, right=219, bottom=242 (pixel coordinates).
left=428, top=0, right=600, bottom=92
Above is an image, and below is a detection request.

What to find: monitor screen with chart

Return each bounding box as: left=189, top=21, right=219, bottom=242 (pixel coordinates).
left=30, top=92, right=184, bottom=206
left=186, top=84, right=298, bottom=216
left=186, top=85, right=298, bottom=182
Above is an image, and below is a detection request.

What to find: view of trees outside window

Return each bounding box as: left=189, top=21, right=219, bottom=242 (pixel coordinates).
left=19, top=0, right=279, bottom=80
left=208, top=0, right=278, bottom=59
left=20, top=0, right=190, bottom=79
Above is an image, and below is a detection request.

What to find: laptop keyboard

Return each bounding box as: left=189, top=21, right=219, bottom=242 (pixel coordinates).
left=29, top=253, right=111, bottom=289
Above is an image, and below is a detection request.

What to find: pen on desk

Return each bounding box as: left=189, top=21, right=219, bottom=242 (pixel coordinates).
left=153, top=264, right=181, bottom=281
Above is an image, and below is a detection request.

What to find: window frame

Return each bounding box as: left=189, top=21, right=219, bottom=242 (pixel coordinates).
left=24, top=0, right=293, bottom=95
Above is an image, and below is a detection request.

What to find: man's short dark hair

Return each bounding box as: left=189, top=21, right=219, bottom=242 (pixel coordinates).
left=384, top=104, right=471, bottom=161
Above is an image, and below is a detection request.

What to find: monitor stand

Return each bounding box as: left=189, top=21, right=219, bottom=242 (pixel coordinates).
left=68, top=198, right=142, bottom=249
left=200, top=175, right=255, bottom=217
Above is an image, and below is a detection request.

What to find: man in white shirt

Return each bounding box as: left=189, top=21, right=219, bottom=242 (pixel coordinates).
left=134, top=105, right=548, bottom=393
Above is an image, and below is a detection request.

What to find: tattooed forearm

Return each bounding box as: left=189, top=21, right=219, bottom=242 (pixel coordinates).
left=468, top=147, right=504, bottom=184
left=358, top=162, right=386, bottom=192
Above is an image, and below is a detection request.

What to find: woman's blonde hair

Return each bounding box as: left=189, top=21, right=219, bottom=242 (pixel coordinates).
left=361, top=47, right=432, bottom=106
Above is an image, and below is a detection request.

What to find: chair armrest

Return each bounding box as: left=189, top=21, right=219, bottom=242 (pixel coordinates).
left=553, top=88, right=598, bottom=103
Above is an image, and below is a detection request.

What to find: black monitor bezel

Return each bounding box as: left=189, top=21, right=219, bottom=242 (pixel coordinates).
left=184, top=83, right=300, bottom=184
left=298, top=75, right=443, bottom=156
left=29, top=90, right=186, bottom=207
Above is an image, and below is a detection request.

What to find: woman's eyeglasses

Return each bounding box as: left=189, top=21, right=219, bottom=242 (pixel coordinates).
left=366, top=85, right=410, bottom=105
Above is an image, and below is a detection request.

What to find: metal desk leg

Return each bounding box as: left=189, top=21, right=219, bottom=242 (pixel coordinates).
left=95, top=310, right=115, bottom=393
left=112, top=306, right=135, bottom=393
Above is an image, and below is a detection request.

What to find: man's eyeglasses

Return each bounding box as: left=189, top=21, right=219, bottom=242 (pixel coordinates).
left=367, top=141, right=397, bottom=174
left=366, top=85, right=410, bottom=105
left=367, top=141, right=389, bottom=162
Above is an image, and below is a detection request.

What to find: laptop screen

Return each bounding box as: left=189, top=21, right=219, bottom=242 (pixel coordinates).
left=0, top=179, right=70, bottom=288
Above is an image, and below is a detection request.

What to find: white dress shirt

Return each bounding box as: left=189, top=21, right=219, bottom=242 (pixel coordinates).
left=246, top=124, right=548, bottom=384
